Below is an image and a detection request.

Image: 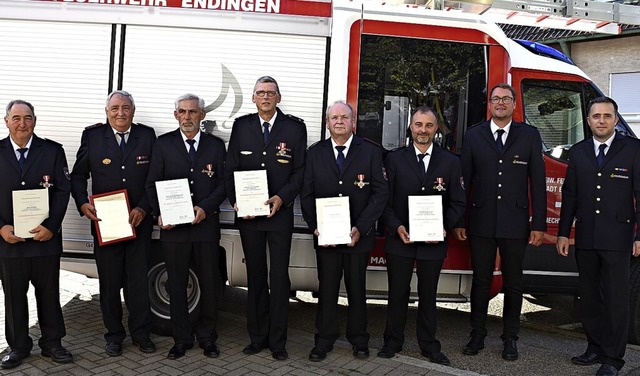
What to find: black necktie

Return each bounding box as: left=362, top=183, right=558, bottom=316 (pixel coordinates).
left=418, top=153, right=426, bottom=179
left=597, top=143, right=607, bottom=167
left=117, top=132, right=127, bottom=153
left=17, top=148, right=28, bottom=170
left=263, top=122, right=270, bottom=145
left=186, top=139, right=196, bottom=163
left=336, top=146, right=346, bottom=173
left=496, top=129, right=505, bottom=154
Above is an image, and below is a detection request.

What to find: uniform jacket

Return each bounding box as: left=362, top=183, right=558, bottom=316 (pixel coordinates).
left=558, top=134, right=640, bottom=251
left=300, top=135, right=389, bottom=254
left=70, top=122, right=156, bottom=236
left=225, top=108, right=307, bottom=231
left=0, top=135, right=71, bottom=258
left=458, top=120, right=547, bottom=238
left=382, top=144, right=466, bottom=260
left=146, top=129, right=226, bottom=243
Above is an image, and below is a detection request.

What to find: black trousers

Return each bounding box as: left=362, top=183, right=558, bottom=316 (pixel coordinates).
left=240, top=229, right=292, bottom=351
left=576, top=248, right=630, bottom=371
left=0, top=255, right=66, bottom=352
left=383, top=253, right=444, bottom=354
left=163, top=240, right=222, bottom=345
left=94, top=221, right=152, bottom=343
left=469, top=236, right=527, bottom=340
left=314, top=249, right=369, bottom=348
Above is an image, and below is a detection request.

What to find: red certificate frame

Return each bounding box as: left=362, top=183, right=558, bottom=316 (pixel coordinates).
left=89, top=189, right=136, bottom=246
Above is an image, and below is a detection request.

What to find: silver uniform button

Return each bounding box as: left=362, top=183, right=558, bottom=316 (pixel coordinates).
left=597, top=197, right=601, bottom=201
left=190, top=181, right=194, bottom=184
left=121, top=165, right=125, bottom=170
left=498, top=184, right=502, bottom=187
left=21, top=181, right=25, bottom=186
left=421, top=187, right=425, bottom=191
left=122, top=178, right=126, bottom=182
left=497, top=195, right=502, bottom=200
left=499, top=160, right=503, bottom=163
left=596, top=210, right=600, bottom=214
left=498, top=172, right=503, bottom=175
left=597, top=172, right=602, bottom=176
left=261, top=163, right=265, bottom=167
left=596, top=185, right=601, bottom=189
left=339, top=181, right=343, bottom=185
left=263, top=151, right=267, bottom=155
left=338, top=193, right=343, bottom=197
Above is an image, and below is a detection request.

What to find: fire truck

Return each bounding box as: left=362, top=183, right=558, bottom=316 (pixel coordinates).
left=2, top=0, right=640, bottom=341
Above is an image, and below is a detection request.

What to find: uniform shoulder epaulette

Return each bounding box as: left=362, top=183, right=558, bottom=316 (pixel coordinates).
left=134, top=122, right=153, bottom=130
left=235, top=113, right=254, bottom=121
left=84, top=122, right=104, bottom=130
left=308, top=140, right=322, bottom=150
left=201, top=131, right=225, bottom=144
left=44, top=138, right=63, bottom=147
left=286, top=114, right=305, bottom=124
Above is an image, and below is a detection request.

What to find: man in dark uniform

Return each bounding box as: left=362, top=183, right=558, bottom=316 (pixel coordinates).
left=146, top=93, right=226, bottom=360
left=70, top=90, right=156, bottom=356
left=0, top=100, right=73, bottom=369
left=557, top=96, right=640, bottom=376
left=454, top=83, right=546, bottom=360
left=378, top=106, right=465, bottom=366
left=225, top=76, right=307, bottom=361
left=300, top=100, right=388, bottom=362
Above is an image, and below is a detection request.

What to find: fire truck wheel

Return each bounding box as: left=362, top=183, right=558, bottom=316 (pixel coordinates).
left=628, top=257, right=640, bottom=345
left=147, top=244, right=201, bottom=336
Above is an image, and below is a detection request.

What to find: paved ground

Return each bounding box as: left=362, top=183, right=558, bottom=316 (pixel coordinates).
left=0, top=271, right=480, bottom=376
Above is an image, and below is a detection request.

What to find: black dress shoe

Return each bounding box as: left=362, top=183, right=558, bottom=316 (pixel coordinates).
left=167, top=343, right=193, bottom=360
left=377, top=346, right=397, bottom=359
left=242, top=343, right=265, bottom=355
left=200, top=341, right=220, bottom=358
left=571, top=351, right=600, bottom=366
left=272, top=349, right=288, bottom=361
left=133, top=338, right=156, bottom=353
left=422, top=350, right=451, bottom=366
left=105, top=342, right=123, bottom=357
left=501, top=339, right=518, bottom=361
left=352, top=345, right=370, bottom=358
left=463, top=337, right=484, bottom=355
left=596, top=364, right=619, bottom=376
left=41, top=347, right=74, bottom=364
left=309, top=345, right=333, bottom=362
left=1, top=351, right=29, bottom=369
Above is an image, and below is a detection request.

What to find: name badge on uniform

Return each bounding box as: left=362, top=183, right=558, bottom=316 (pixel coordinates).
left=136, top=155, right=150, bottom=165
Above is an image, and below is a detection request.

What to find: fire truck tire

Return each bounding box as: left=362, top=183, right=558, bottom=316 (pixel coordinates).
left=628, top=257, right=640, bottom=345
left=148, top=245, right=201, bottom=336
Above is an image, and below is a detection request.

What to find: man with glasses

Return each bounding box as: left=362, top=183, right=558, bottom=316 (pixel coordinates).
left=225, top=76, right=307, bottom=361
left=71, top=90, right=156, bottom=357
left=454, top=83, right=546, bottom=361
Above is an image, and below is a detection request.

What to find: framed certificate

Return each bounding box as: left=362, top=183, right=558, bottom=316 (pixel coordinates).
left=316, top=196, right=351, bottom=246
left=12, top=188, right=49, bottom=239
left=155, top=178, right=195, bottom=226
left=90, top=189, right=136, bottom=246
left=234, top=170, right=270, bottom=217
left=408, top=195, right=444, bottom=242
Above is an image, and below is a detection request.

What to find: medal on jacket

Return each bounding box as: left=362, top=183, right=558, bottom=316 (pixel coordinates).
left=40, top=175, right=53, bottom=188
left=202, top=164, right=214, bottom=177
left=354, top=174, right=369, bottom=189
left=433, top=177, right=445, bottom=191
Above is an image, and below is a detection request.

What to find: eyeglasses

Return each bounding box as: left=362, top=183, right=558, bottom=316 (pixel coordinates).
left=254, top=90, right=278, bottom=98
left=490, top=96, right=514, bottom=104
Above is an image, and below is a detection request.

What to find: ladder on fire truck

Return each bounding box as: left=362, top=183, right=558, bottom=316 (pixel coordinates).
left=399, top=0, right=640, bottom=34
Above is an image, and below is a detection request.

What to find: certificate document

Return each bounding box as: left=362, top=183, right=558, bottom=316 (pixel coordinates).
left=90, top=189, right=136, bottom=246
left=234, top=170, right=270, bottom=217
left=316, top=196, right=351, bottom=246
left=12, top=188, right=49, bottom=238
left=408, top=195, right=444, bottom=242
left=155, top=178, right=195, bottom=226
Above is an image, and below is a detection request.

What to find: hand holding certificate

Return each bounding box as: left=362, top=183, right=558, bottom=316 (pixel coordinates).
left=155, top=178, right=195, bottom=226
left=12, top=188, right=49, bottom=238
left=408, top=195, right=444, bottom=242
left=90, top=189, right=136, bottom=246
left=316, top=196, right=352, bottom=246
left=234, top=170, right=270, bottom=217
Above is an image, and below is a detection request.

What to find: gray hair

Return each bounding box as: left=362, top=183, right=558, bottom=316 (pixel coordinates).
left=325, top=100, right=354, bottom=120
left=106, top=90, right=135, bottom=108
left=254, top=76, right=280, bottom=94
left=174, top=93, right=205, bottom=110
left=5, top=99, right=35, bottom=116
